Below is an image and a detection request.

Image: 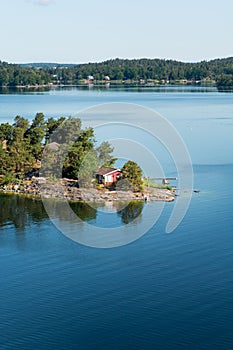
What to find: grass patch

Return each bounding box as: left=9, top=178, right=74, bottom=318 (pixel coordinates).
left=142, top=178, right=172, bottom=191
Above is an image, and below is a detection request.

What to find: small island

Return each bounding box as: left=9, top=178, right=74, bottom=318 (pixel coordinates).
left=0, top=114, right=175, bottom=203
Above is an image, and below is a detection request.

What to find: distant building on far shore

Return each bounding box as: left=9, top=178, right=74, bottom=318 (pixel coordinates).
left=87, top=75, right=94, bottom=83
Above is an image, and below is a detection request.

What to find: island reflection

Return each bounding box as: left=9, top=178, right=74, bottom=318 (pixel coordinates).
left=0, top=194, right=144, bottom=231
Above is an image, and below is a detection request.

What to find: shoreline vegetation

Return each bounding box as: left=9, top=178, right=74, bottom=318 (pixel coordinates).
left=0, top=57, right=233, bottom=89
left=0, top=114, right=176, bottom=203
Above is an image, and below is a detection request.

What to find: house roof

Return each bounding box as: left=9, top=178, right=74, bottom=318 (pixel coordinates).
left=96, top=167, right=121, bottom=176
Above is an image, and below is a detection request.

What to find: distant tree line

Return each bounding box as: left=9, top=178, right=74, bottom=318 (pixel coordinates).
left=0, top=57, right=233, bottom=86
left=0, top=61, right=50, bottom=86
left=216, top=74, right=233, bottom=89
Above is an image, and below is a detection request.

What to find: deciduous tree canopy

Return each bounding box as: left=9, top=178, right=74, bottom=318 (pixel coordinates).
left=122, top=160, right=143, bottom=192
left=0, top=114, right=116, bottom=185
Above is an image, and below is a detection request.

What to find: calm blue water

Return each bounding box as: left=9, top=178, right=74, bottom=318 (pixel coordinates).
left=0, top=87, right=232, bottom=349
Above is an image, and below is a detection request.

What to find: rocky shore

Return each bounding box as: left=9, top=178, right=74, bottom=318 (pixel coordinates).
left=0, top=177, right=176, bottom=202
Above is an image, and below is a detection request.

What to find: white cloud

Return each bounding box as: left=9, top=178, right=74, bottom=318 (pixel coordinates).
left=32, top=0, right=55, bottom=6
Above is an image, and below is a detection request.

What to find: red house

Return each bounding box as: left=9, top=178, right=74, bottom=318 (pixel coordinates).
left=96, top=167, right=122, bottom=186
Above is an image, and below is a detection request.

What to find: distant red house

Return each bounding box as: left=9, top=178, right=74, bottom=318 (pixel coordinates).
left=96, top=167, right=122, bottom=186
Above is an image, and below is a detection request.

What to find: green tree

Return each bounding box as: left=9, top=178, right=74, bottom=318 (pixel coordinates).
left=62, top=128, right=95, bottom=180
left=26, top=113, right=46, bottom=159
left=51, top=116, right=81, bottom=145
left=9, top=126, right=34, bottom=175
left=45, top=116, right=66, bottom=143
left=0, top=123, right=13, bottom=141
left=13, top=115, right=29, bottom=131
left=0, top=142, right=10, bottom=176
left=78, top=150, right=98, bottom=187
left=121, top=160, right=143, bottom=191
left=96, top=141, right=116, bottom=167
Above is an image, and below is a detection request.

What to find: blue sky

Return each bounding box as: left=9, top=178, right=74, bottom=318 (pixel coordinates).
left=1, top=0, right=233, bottom=63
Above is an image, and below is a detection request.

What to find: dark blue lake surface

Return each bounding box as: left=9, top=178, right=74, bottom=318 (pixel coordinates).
left=0, top=164, right=233, bottom=350
left=0, top=87, right=232, bottom=349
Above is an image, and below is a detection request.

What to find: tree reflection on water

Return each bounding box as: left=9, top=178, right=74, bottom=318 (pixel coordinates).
left=0, top=194, right=144, bottom=231
left=0, top=193, right=48, bottom=230
left=117, top=201, right=144, bottom=224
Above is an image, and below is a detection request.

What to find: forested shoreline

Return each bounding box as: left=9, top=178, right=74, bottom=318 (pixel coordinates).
left=0, top=57, right=233, bottom=87
left=0, top=113, right=116, bottom=185
left=0, top=114, right=146, bottom=192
